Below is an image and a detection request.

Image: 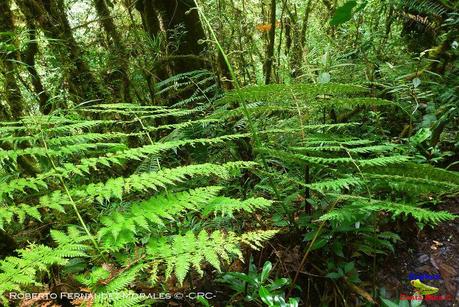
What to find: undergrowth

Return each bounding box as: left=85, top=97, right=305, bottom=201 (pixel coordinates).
left=0, top=77, right=457, bottom=306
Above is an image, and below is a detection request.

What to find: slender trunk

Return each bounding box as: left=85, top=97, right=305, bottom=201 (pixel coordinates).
left=299, top=0, right=313, bottom=48
left=264, top=0, right=277, bottom=84
left=0, top=0, right=41, bottom=177
left=289, top=0, right=313, bottom=78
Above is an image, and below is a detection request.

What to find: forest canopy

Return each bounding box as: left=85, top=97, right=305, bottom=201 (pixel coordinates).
left=0, top=0, right=458, bottom=306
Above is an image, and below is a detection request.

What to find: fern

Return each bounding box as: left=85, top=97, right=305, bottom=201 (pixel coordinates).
left=359, top=162, right=459, bottom=204
left=98, top=186, right=224, bottom=248
left=215, top=82, right=458, bottom=250
left=202, top=196, right=273, bottom=217
left=319, top=195, right=456, bottom=225
left=215, top=83, right=368, bottom=106
left=0, top=134, right=248, bottom=201
left=0, top=227, right=90, bottom=296
left=400, top=0, right=450, bottom=16
left=0, top=203, right=41, bottom=229
left=0, top=101, right=277, bottom=302
left=1, top=80, right=456, bottom=304
left=146, top=229, right=278, bottom=285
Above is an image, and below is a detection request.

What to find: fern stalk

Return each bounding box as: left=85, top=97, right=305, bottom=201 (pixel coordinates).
left=342, top=146, right=377, bottom=296
left=39, top=132, right=101, bottom=253
left=135, top=115, right=161, bottom=170
left=287, top=198, right=339, bottom=299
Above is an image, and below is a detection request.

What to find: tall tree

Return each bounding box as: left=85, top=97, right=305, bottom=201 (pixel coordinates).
left=0, top=0, right=41, bottom=177
left=264, top=0, right=277, bottom=84
left=22, top=20, right=51, bottom=114
left=17, top=0, right=105, bottom=106
left=288, top=0, right=313, bottom=78
left=94, top=0, right=131, bottom=102
left=0, top=0, right=26, bottom=119
left=135, top=0, right=208, bottom=76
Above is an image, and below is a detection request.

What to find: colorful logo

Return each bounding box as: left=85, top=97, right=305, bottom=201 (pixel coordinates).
left=399, top=273, right=453, bottom=301
left=410, top=279, right=439, bottom=295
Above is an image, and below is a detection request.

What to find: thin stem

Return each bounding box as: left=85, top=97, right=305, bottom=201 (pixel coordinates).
left=286, top=198, right=339, bottom=299
left=135, top=115, right=161, bottom=171
left=39, top=133, right=100, bottom=252
left=343, top=148, right=377, bottom=296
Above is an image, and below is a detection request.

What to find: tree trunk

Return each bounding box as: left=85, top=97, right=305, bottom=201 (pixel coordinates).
left=289, top=0, right=313, bottom=78
left=264, top=0, right=276, bottom=84
left=0, top=0, right=42, bottom=177
left=0, top=0, right=26, bottom=119
left=17, top=0, right=105, bottom=104
left=94, top=0, right=131, bottom=102
left=136, top=0, right=208, bottom=76
left=22, top=22, right=52, bottom=114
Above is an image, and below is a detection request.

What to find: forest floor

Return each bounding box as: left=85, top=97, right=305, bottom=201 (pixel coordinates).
left=378, top=197, right=459, bottom=306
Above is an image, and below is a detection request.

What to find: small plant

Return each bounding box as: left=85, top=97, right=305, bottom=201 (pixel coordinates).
left=218, top=258, right=299, bottom=306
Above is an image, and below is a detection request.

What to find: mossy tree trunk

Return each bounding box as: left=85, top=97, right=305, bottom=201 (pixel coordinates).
left=94, top=0, right=132, bottom=102
left=22, top=21, right=52, bottom=114
left=17, top=0, right=106, bottom=105
left=0, top=0, right=26, bottom=119
left=288, top=0, right=313, bottom=78
left=135, top=0, right=208, bottom=76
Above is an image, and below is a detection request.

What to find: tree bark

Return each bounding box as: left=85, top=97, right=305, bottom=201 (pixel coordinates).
left=0, top=0, right=41, bottom=177
left=94, top=0, right=131, bottom=102
left=135, top=0, right=208, bottom=76
left=0, top=0, right=26, bottom=118
left=17, top=0, right=105, bottom=104
left=289, top=0, right=313, bottom=78
left=264, top=0, right=276, bottom=84
left=22, top=22, right=52, bottom=114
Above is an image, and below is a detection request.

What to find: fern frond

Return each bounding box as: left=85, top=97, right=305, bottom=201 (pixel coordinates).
left=400, top=0, right=449, bottom=16
left=364, top=162, right=459, bottom=195
left=215, top=83, right=368, bottom=106
left=260, top=148, right=410, bottom=166
left=291, top=144, right=398, bottom=153
left=0, top=134, right=248, bottom=200
left=98, top=186, right=223, bottom=248
left=0, top=143, right=126, bottom=163
left=0, top=203, right=41, bottom=229
left=0, top=227, right=90, bottom=294
left=41, top=161, right=257, bottom=210
left=146, top=229, right=278, bottom=285
left=104, top=264, right=145, bottom=293
left=87, top=103, right=166, bottom=110
left=320, top=195, right=456, bottom=225
left=306, top=177, right=364, bottom=193
left=201, top=196, right=273, bottom=217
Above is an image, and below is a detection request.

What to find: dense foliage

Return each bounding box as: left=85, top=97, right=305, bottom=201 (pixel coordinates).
left=0, top=0, right=458, bottom=306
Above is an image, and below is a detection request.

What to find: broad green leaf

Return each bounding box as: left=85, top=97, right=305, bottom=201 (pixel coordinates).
left=330, top=1, right=357, bottom=25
